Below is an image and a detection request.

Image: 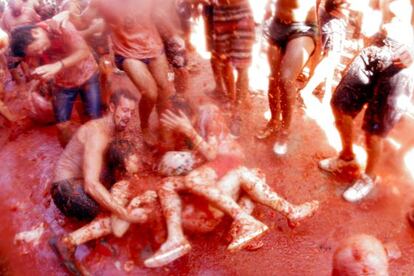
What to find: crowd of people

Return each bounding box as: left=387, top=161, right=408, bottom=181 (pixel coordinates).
left=0, top=0, right=413, bottom=274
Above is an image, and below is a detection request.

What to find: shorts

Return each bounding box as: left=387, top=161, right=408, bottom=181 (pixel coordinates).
left=114, top=54, right=152, bottom=71
left=51, top=178, right=100, bottom=221
left=320, top=11, right=347, bottom=54
left=53, top=73, right=102, bottom=123
left=331, top=38, right=414, bottom=136
left=266, top=18, right=317, bottom=48
left=212, top=3, right=255, bottom=68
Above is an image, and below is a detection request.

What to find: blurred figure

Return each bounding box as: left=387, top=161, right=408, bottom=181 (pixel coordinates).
left=301, top=0, right=356, bottom=106
left=69, top=0, right=178, bottom=145
left=332, top=234, right=389, bottom=276
left=319, top=0, right=414, bottom=202
left=2, top=0, right=41, bottom=85
left=256, top=0, right=317, bottom=156
left=10, top=15, right=102, bottom=146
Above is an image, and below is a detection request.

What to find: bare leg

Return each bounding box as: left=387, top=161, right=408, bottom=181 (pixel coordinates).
left=56, top=121, right=78, bottom=147
left=278, top=36, right=315, bottom=142
left=221, top=59, right=236, bottom=103
left=256, top=44, right=282, bottom=139
left=237, top=167, right=319, bottom=226
left=144, top=177, right=191, bottom=268
left=122, top=58, right=158, bottom=142
left=185, top=167, right=268, bottom=251
left=211, top=54, right=226, bottom=95
left=365, top=133, right=382, bottom=178
left=174, top=67, right=189, bottom=94
left=333, top=108, right=355, bottom=161
left=235, top=67, right=250, bottom=106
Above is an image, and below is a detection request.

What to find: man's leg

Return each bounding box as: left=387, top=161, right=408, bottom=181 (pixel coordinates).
left=144, top=177, right=191, bottom=268
left=184, top=166, right=268, bottom=251
left=235, top=66, right=250, bottom=107
left=276, top=36, right=315, bottom=150
left=122, top=58, right=158, bottom=142
left=256, top=44, right=282, bottom=139
left=53, top=87, right=79, bottom=147
left=221, top=59, right=236, bottom=103
left=211, top=54, right=226, bottom=95
left=365, top=134, right=382, bottom=179
left=148, top=53, right=175, bottom=111
left=79, top=74, right=102, bottom=121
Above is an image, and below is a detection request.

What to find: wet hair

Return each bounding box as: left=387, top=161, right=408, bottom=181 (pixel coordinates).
left=107, top=139, right=135, bottom=174
left=10, top=25, right=37, bottom=57
left=110, top=89, right=138, bottom=106
left=325, top=0, right=349, bottom=13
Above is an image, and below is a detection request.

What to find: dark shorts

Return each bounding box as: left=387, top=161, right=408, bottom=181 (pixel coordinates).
left=320, top=11, right=347, bottom=54
left=331, top=39, right=414, bottom=136
left=51, top=178, right=100, bottom=221
left=53, top=73, right=102, bottom=123
left=266, top=18, right=317, bottom=48
left=114, top=54, right=151, bottom=71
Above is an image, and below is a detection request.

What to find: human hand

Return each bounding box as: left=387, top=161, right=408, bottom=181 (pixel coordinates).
left=32, top=62, right=63, bottom=80
left=161, top=109, right=194, bottom=136
left=121, top=208, right=148, bottom=223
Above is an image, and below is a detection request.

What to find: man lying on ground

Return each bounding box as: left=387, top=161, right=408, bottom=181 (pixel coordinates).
left=144, top=103, right=320, bottom=267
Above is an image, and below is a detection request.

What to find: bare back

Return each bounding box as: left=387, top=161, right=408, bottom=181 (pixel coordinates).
left=275, top=0, right=317, bottom=23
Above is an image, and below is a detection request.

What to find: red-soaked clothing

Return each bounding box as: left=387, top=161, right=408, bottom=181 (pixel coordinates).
left=91, top=0, right=163, bottom=60
left=2, top=7, right=41, bottom=32
left=38, top=19, right=98, bottom=88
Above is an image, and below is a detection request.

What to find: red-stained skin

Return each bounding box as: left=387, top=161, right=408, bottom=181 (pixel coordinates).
left=0, top=55, right=414, bottom=275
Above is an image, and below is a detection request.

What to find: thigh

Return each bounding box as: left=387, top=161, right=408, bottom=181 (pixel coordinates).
left=215, top=168, right=242, bottom=200
left=79, top=74, right=102, bottom=119
left=280, top=36, right=315, bottom=80
left=53, top=87, right=79, bottom=123
left=363, top=67, right=414, bottom=136
left=268, top=44, right=283, bottom=78
left=331, top=54, right=375, bottom=117
left=123, top=58, right=157, bottom=97
left=148, top=53, right=175, bottom=99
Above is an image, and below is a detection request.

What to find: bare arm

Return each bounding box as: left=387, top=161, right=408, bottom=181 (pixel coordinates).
left=161, top=110, right=218, bottom=161
left=69, top=0, right=99, bottom=30
left=83, top=130, right=145, bottom=223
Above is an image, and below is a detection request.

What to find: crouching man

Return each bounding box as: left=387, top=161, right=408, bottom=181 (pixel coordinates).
left=49, top=90, right=147, bottom=274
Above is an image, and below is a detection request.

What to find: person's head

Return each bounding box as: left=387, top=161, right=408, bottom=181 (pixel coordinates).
left=332, top=234, right=389, bottom=276
left=109, top=89, right=138, bottom=132
left=9, top=0, right=23, bottom=16
left=196, top=103, right=229, bottom=138
left=11, top=25, right=51, bottom=57
left=107, top=139, right=140, bottom=175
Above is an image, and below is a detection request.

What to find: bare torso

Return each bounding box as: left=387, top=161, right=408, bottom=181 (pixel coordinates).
left=275, top=0, right=317, bottom=23
left=53, top=117, right=112, bottom=182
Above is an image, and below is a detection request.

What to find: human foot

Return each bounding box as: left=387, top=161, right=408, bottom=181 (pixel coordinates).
left=144, top=239, right=191, bottom=268
left=227, top=217, right=268, bottom=252
left=286, top=200, right=320, bottom=228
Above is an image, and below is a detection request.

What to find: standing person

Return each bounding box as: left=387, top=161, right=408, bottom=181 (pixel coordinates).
left=301, top=0, right=356, bottom=105
left=10, top=15, right=102, bottom=146
left=256, top=0, right=317, bottom=156
left=69, top=0, right=178, bottom=145
left=210, top=0, right=255, bottom=108
left=2, top=0, right=41, bottom=84
left=318, top=0, right=414, bottom=202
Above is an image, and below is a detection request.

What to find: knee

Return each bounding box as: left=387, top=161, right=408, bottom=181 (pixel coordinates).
left=158, top=178, right=177, bottom=197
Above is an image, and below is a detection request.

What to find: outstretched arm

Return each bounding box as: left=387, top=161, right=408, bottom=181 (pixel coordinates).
left=83, top=131, right=146, bottom=223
